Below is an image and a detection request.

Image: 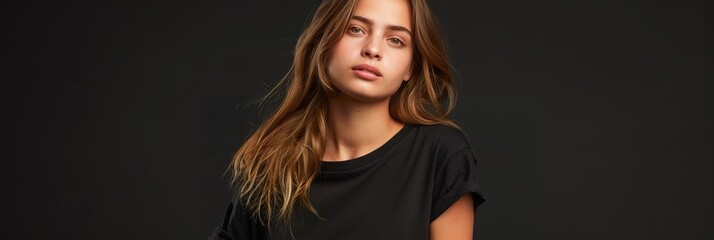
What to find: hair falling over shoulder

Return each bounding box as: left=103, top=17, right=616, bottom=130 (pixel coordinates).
left=229, top=0, right=459, bottom=231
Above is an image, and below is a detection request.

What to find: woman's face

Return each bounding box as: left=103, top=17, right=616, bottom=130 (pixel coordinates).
left=327, top=0, right=413, bottom=103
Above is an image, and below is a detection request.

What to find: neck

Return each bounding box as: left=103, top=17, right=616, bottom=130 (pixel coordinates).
left=322, top=95, right=404, bottom=161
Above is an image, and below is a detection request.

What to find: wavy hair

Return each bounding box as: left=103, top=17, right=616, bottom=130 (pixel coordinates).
left=229, top=0, right=458, bottom=230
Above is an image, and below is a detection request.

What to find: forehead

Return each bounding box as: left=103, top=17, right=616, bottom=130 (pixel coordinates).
left=352, top=0, right=412, bottom=30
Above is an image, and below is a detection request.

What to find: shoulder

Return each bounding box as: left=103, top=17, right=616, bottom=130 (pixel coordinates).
left=411, top=123, right=474, bottom=160
left=413, top=123, right=471, bottom=148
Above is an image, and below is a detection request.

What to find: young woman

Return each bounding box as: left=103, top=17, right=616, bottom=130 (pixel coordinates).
left=210, top=0, right=485, bottom=239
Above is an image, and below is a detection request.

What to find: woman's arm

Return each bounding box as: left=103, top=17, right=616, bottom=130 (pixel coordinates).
left=429, top=194, right=475, bottom=240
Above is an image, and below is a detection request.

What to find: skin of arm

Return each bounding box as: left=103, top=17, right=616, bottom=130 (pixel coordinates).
left=429, top=194, right=475, bottom=240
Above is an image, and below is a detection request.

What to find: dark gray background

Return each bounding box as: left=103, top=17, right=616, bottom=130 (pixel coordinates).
left=2, top=0, right=712, bottom=239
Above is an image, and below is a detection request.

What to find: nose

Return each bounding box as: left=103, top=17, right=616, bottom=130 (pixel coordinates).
left=361, top=36, right=382, bottom=60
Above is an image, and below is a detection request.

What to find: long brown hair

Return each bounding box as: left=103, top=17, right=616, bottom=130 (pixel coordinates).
left=230, top=0, right=458, bottom=229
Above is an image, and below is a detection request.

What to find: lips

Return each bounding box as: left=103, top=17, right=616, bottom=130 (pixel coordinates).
left=351, top=64, right=382, bottom=77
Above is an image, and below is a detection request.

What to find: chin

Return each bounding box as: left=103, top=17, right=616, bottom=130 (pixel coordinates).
left=329, top=75, right=401, bottom=103
left=333, top=90, right=391, bottom=104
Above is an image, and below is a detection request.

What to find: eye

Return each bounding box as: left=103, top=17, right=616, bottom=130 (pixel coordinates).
left=389, top=37, right=406, bottom=46
left=347, top=26, right=363, bottom=34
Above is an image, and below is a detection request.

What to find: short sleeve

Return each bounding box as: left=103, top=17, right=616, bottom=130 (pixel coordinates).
left=208, top=199, right=266, bottom=240
left=430, top=147, right=486, bottom=221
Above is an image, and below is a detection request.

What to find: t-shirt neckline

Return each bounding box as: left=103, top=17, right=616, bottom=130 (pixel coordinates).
left=319, top=124, right=413, bottom=173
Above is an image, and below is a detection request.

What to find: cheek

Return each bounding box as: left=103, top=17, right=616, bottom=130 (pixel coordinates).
left=327, top=42, right=348, bottom=71
left=386, top=51, right=413, bottom=79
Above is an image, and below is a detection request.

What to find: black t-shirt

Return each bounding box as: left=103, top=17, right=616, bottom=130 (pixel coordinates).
left=209, top=124, right=486, bottom=240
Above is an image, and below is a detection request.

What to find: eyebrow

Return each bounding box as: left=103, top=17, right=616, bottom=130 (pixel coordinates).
left=350, top=15, right=412, bottom=37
